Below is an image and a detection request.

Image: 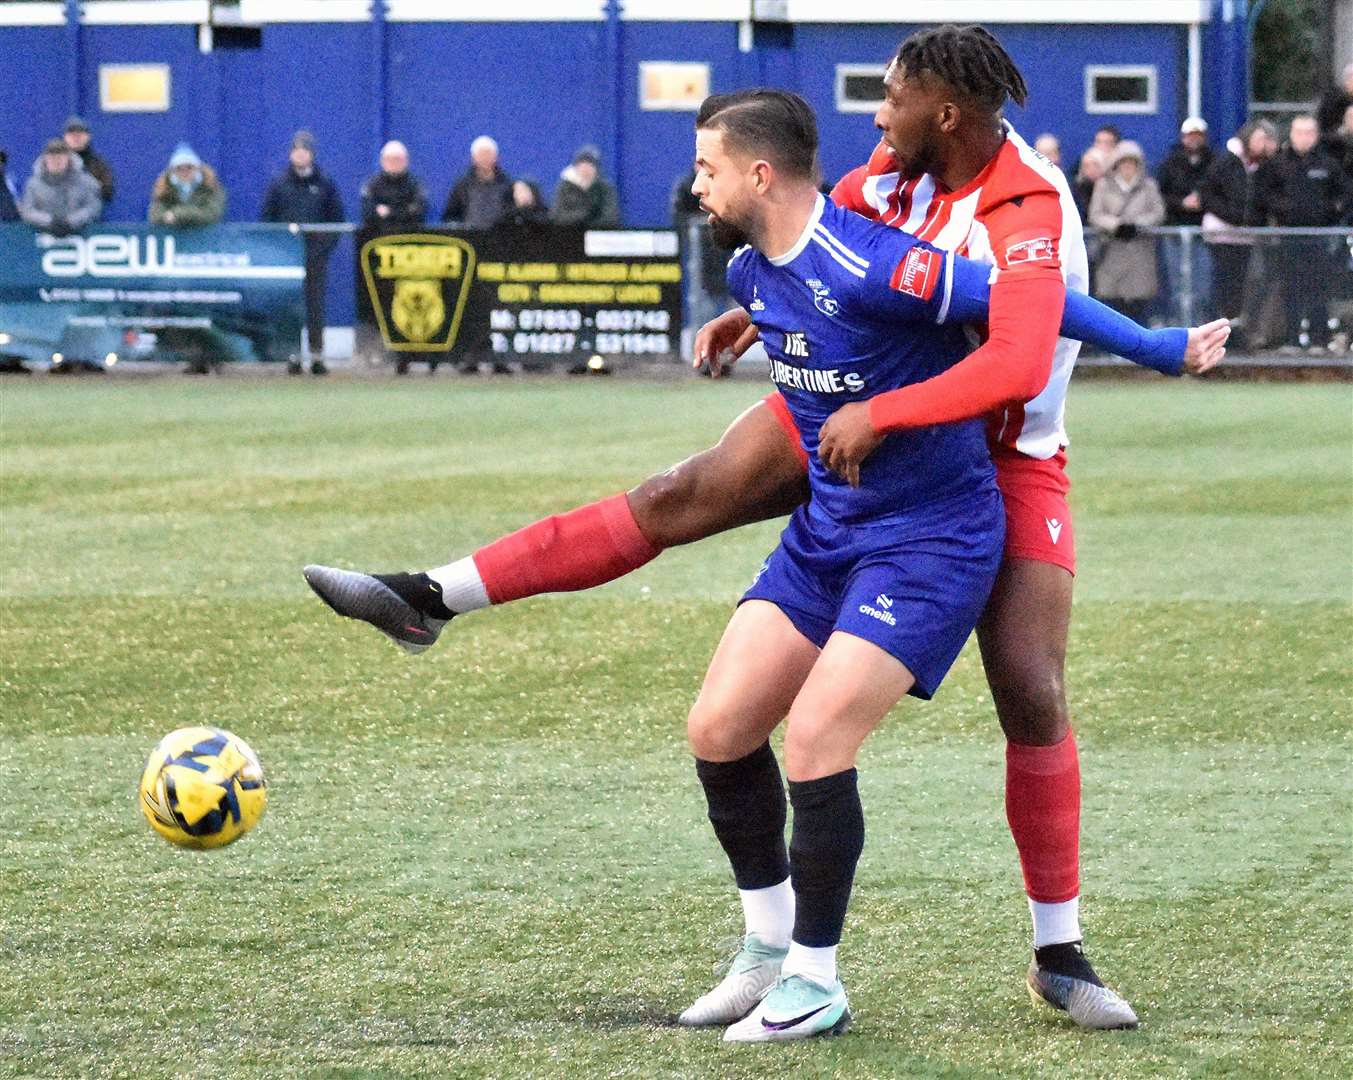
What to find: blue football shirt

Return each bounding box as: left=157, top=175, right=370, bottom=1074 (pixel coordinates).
left=726, top=194, right=995, bottom=525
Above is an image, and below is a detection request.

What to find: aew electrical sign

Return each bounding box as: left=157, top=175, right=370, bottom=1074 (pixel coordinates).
left=0, top=224, right=305, bottom=364
left=38, top=232, right=304, bottom=280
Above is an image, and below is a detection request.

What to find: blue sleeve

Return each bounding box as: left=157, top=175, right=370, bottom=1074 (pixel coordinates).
left=855, top=231, right=950, bottom=324
left=945, top=254, right=1186, bottom=375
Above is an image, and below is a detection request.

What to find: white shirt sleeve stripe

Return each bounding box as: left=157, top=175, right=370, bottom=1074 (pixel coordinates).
left=812, top=225, right=871, bottom=269
left=936, top=250, right=954, bottom=324
left=810, top=236, right=867, bottom=279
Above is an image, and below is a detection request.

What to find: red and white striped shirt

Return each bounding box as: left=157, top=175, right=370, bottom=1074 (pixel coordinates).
left=832, top=124, right=1089, bottom=460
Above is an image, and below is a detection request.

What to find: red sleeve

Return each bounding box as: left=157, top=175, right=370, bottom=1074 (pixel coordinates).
left=830, top=165, right=871, bottom=214
left=867, top=190, right=1067, bottom=435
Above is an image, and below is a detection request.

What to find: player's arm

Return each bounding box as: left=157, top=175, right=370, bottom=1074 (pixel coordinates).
left=867, top=192, right=1067, bottom=432
left=945, top=256, right=1228, bottom=376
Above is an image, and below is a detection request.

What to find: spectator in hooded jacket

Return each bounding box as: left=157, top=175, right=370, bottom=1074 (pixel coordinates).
left=261, top=130, right=346, bottom=374
left=442, top=136, right=513, bottom=228
left=1200, top=119, right=1277, bottom=339
left=1088, top=140, right=1166, bottom=325
left=360, top=140, right=426, bottom=229
left=150, top=143, right=226, bottom=226
left=551, top=145, right=620, bottom=228
left=1256, top=114, right=1353, bottom=352
left=62, top=116, right=114, bottom=208
left=0, top=149, right=20, bottom=223
left=1316, top=62, right=1353, bottom=140
left=19, top=138, right=102, bottom=236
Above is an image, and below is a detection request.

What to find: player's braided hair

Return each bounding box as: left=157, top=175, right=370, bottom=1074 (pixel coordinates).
left=894, top=24, right=1028, bottom=113
left=696, top=89, right=819, bottom=180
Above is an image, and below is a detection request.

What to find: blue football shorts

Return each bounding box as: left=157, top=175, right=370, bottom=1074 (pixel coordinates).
left=740, top=489, right=1005, bottom=699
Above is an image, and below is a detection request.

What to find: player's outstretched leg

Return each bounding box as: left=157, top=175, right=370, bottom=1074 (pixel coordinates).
left=303, top=399, right=808, bottom=655
left=977, top=555, right=1138, bottom=1030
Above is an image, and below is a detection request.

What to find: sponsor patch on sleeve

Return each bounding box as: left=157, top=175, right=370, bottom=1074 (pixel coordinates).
left=1003, top=235, right=1058, bottom=267
left=889, top=247, right=940, bottom=301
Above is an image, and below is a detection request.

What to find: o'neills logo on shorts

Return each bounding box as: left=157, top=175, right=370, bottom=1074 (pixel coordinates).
left=858, top=593, right=897, bottom=626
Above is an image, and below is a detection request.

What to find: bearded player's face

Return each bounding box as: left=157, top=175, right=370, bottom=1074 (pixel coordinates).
left=874, top=62, right=944, bottom=178
left=691, top=128, right=756, bottom=250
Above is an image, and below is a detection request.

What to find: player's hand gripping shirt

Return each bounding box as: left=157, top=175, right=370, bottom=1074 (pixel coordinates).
left=832, top=124, right=1089, bottom=460
left=725, top=194, right=995, bottom=526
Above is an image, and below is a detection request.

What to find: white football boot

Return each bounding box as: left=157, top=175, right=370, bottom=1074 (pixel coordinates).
left=723, top=973, right=851, bottom=1043
left=677, top=935, right=787, bottom=1027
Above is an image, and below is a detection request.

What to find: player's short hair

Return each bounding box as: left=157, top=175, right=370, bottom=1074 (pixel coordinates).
left=894, top=24, right=1028, bottom=113
left=696, top=89, right=818, bottom=180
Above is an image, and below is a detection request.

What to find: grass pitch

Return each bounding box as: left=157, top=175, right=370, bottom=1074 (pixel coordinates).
left=1, top=376, right=1349, bottom=1079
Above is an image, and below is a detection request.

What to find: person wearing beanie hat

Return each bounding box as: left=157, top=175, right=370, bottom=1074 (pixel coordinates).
left=1088, top=140, right=1165, bottom=325
left=261, top=128, right=346, bottom=373
left=149, top=141, right=226, bottom=226
left=62, top=115, right=115, bottom=206
left=550, top=142, right=619, bottom=228
left=18, top=137, right=102, bottom=237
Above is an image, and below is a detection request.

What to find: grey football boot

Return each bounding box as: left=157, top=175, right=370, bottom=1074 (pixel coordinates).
left=302, top=566, right=449, bottom=654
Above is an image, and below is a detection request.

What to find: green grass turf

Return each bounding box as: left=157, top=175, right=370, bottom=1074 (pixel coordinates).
left=1, top=377, right=1349, bottom=1078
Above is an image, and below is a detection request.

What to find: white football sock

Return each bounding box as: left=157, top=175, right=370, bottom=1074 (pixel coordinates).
left=1030, top=896, right=1082, bottom=948
left=425, top=557, right=490, bottom=614
left=781, top=941, right=838, bottom=988
left=739, top=879, right=794, bottom=948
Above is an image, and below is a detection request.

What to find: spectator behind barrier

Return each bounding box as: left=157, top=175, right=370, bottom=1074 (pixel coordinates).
left=150, top=143, right=226, bottom=227
left=671, top=167, right=729, bottom=336
left=1159, top=117, right=1213, bottom=227
left=1256, top=114, right=1353, bottom=353
left=503, top=177, right=548, bottom=226
left=63, top=116, right=114, bottom=208
left=1088, top=140, right=1165, bottom=325
left=0, top=149, right=20, bottom=222
left=1200, top=119, right=1277, bottom=345
left=1074, top=125, right=1119, bottom=212
left=19, top=138, right=102, bottom=236
left=551, top=144, right=620, bottom=229
left=1319, top=103, right=1353, bottom=182
left=1316, top=62, right=1353, bottom=138
left=442, top=136, right=513, bottom=228
left=261, top=129, right=346, bottom=375
left=360, top=140, right=426, bottom=229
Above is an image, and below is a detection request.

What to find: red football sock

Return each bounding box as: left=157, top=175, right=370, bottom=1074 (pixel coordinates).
left=471, top=493, right=661, bottom=605
left=1005, top=731, right=1081, bottom=904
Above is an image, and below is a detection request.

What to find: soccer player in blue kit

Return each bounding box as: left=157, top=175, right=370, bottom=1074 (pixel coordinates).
left=682, top=88, right=1008, bottom=1042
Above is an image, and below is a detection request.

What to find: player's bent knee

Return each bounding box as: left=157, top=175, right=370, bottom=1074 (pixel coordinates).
left=990, top=664, right=1070, bottom=745
left=686, top=702, right=761, bottom=763
left=628, top=457, right=717, bottom=549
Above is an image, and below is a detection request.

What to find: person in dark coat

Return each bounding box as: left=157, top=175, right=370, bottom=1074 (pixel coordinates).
left=670, top=167, right=729, bottom=339
left=0, top=150, right=19, bottom=223
left=1316, top=63, right=1353, bottom=139
left=360, top=141, right=426, bottom=229
left=550, top=145, right=620, bottom=229
left=1199, top=119, right=1277, bottom=340
left=62, top=116, right=115, bottom=209
left=1156, top=117, right=1215, bottom=321
left=441, top=136, right=513, bottom=228
left=261, top=130, right=346, bottom=374
left=1255, top=114, right=1353, bottom=351
left=503, top=177, right=548, bottom=226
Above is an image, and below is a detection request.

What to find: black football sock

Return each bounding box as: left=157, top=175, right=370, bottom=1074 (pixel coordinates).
left=788, top=768, right=865, bottom=947
left=1034, top=941, right=1104, bottom=985
left=373, top=572, right=454, bottom=621
left=694, top=741, right=790, bottom=890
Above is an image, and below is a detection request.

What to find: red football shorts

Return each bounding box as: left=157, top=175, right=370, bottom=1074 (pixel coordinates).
left=762, top=392, right=1075, bottom=574
left=992, top=446, right=1076, bottom=574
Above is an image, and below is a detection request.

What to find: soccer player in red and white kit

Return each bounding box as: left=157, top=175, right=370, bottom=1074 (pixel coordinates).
left=306, top=26, right=1227, bottom=1030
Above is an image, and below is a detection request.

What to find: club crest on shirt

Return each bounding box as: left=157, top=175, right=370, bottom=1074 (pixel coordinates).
left=749, top=284, right=766, bottom=312
left=805, top=278, right=839, bottom=317
left=1005, top=236, right=1056, bottom=265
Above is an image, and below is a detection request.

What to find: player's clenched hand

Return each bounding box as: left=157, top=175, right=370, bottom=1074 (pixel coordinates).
left=1183, top=318, right=1230, bottom=375
left=693, top=308, right=757, bottom=378
left=818, top=402, right=883, bottom=488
